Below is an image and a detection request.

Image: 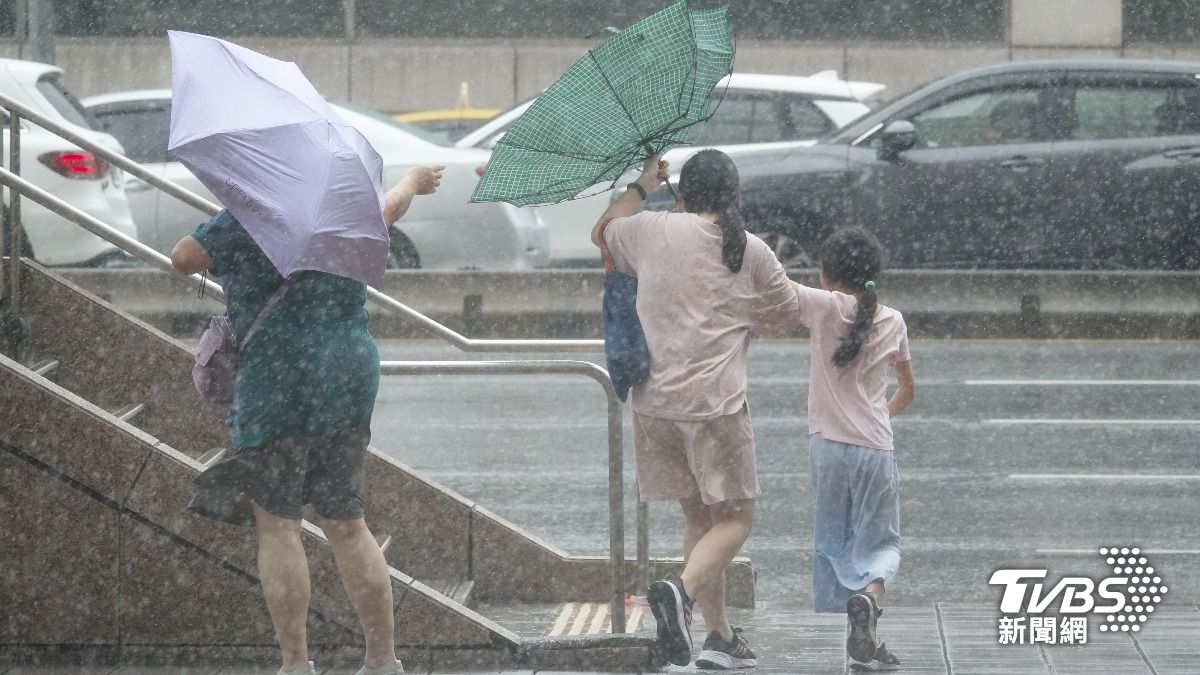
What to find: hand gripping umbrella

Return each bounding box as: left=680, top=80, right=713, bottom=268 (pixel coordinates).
left=168, top=31, right=390, bottom=289
left=470, top=0, right=734, bottom=207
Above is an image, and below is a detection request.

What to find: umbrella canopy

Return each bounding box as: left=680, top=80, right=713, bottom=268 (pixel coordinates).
left=470, top=0, right=734, bottom=207
left=168, top=30, right=390, bottom=288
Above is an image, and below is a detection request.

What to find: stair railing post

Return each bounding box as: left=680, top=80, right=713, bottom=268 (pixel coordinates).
left=606, top=382, right=626, bottom=634
left=0, top=102, right=6, bottom=302
left=7, top=109, right=20, bottom=316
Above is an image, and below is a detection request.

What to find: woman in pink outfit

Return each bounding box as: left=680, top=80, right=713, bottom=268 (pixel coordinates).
left=591, top=150, right=802, bottom=670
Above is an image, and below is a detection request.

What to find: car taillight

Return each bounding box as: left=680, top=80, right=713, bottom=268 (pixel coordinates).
left=475, top=165, right=487, bottom=177
left=39, top=151, right=109, bottom=180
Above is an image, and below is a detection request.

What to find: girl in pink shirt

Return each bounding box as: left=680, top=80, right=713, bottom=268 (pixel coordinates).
left=799, top=227, right=916, bottom=672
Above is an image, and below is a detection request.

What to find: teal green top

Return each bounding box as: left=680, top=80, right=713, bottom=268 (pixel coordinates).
left=193, top=210, right=380, bottom=447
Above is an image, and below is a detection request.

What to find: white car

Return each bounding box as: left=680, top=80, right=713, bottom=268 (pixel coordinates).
left=458, top=71, right=885, bottom=265
left=82, top=90, right=549, bottom=270
left=0, top=59, right=137, bottom=266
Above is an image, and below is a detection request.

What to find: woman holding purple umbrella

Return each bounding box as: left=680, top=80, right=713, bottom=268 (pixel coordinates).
left=171, top=165, right=443, bottom=675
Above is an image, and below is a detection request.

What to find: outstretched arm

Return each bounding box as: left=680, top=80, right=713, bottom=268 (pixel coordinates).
left=590, top=154, right=669, bottom=247
left=887, top=359, right=916, bottom=417
left=384, top=165, right=445, bottom=225
left=170, top=235, right=213, bottom=274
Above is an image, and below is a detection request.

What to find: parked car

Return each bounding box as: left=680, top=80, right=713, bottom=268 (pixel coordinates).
left=718, top=59, right=1200, bottom=270
left=458, top=71, right=885, bottom=265
left=82, top=90, right=548, bottom=270
left=0, top=59, right=137, bottom=266
left=393, top=107, right=501, bottom=144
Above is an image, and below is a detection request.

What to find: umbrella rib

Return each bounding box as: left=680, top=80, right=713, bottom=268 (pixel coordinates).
left=587, top=49, right=647, bottom=152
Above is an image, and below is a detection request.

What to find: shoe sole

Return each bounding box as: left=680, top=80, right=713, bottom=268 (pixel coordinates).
left=846, top=594, right=878, bottom=663
left=849, top=657, right=900, bottom=672
left=696, top=650, right=757, bottom=670
left=648, top=580, right=692, bottom=666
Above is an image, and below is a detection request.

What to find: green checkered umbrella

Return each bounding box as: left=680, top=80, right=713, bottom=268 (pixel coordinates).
left=470, top=0, right=734, bottom=207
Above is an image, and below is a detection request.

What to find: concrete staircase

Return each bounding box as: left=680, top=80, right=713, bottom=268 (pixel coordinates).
left=0, top=259, right=755, bottom=671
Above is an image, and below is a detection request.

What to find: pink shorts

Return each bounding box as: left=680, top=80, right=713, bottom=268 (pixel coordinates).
left=632, top=405, right=760, bottom=505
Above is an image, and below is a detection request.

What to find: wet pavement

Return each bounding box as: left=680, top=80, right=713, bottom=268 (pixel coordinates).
left=7, top=339, right=1198, bottom=673
left=373, top=339, right=1200, bottom=607
left=5, top=601, right=1198, bottom=673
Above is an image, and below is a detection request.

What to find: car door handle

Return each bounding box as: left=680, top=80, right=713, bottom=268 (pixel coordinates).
left=999, top=156, right=1046, bottom=171
left=1162, top=147, right=1200, bottom=161
left=124, top=178, right=153, bottom=193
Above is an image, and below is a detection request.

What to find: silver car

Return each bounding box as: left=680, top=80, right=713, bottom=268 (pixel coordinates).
left=82, top=90, right=549, bottom=270
left=458, top=71, right=885, bottom=265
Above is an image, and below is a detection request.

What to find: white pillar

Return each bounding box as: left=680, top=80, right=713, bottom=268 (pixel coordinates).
left=1009, top=0, right=1123, bottom=48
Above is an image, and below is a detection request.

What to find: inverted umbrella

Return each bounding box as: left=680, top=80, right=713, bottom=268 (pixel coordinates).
left=470, top=0, right=734, bottom=206
left=168, top=30, right=390, bottom=288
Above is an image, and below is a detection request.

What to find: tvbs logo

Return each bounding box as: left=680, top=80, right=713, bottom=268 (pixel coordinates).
left=988, top=547, right=1167, bottom=645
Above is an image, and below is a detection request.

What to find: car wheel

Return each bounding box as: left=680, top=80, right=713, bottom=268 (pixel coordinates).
left=756, top=221, right=825, bottom=270
left=387, top=228, right=420, bottom=269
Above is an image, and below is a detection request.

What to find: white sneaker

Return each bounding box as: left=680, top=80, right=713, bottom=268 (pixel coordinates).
left=278, top=661, right=316, bottom=675
left=355, top=660, right=405, bottom=675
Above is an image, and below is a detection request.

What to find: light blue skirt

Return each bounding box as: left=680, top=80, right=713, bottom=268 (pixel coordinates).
left=808, top=433, right=901, bottom=613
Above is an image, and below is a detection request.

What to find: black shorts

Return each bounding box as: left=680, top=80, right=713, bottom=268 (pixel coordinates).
left=188, top=428, right=370, bottom=527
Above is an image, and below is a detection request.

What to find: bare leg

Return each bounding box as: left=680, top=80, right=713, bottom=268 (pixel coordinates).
left=866, top=578, right=886, bottom=604
left=322, top=517, right=397, bottom=669
left=678, top=497, right=754, bottom=642
left=254, top=504, right=310, bottom=673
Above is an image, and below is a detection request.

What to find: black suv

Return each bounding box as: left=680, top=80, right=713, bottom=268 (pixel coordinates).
left=728, top=59, right=1200, bottom=269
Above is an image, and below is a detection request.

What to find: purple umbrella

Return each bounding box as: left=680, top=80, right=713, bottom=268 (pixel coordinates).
left=167, top=30, right=390, bottom=288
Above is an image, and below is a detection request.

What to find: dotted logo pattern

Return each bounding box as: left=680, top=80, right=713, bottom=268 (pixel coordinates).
left=1096, top=547, right=1166, bottom=633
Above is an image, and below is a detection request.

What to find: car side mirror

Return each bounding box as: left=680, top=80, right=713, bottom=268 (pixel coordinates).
left=877, top=120, right=916, bottom=162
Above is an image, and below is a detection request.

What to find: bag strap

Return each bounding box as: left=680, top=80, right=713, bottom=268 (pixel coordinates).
left=239, top=277, right=296, bottom=349
left=597, top=217, right=617, bottom=273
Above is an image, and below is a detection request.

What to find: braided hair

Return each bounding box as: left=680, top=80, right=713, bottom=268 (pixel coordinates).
left=678, top=149, right=746, bottom=273
left=820, top=227, right=883, bottom=367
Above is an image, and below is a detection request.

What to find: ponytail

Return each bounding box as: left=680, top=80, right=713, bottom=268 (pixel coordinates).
left=831, top=282, right=877, bottom=367
left=679, top=149, right=746, bottom=272
left=718, top=204, right=746, bottom=273
left=819, top=227, right=884, bottom=368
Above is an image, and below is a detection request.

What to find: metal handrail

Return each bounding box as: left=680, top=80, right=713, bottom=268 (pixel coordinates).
left=0, top=92, right=648, bottom=631
left=380, top=360, right=627, bottom=631
left=0, top=92, right=604, bottom=353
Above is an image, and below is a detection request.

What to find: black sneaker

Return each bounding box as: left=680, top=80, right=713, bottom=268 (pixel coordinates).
left=696, top=627, right=757, bottom=670
left=648, top=578, right=694, bottom=666
left=849, top=641, right=901, bottom=672
left=846, top=592, right=882, bottom=664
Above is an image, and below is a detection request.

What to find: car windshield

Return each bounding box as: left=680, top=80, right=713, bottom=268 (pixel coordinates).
left=36, top=76, right=98, bottom=129
left=330, top=100, right=450, bottom=147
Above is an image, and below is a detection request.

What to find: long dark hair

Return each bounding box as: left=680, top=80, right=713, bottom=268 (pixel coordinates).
left=820, top=227, right=883, bottom=367
left=678, top=149, right=746, bottom=273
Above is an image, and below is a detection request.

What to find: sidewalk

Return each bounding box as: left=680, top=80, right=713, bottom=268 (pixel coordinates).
left=3, top=602, right=1195, bottom=674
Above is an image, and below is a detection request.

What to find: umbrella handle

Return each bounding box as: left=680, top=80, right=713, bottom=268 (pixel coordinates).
left=662, top=178, right=679, bottom=204
left=641, top=141, right=679, bottom=207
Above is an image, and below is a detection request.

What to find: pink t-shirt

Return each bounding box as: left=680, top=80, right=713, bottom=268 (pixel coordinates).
left=604, top=210, right=802, bottom=421
left=797, top=284, right=910, bottom=451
